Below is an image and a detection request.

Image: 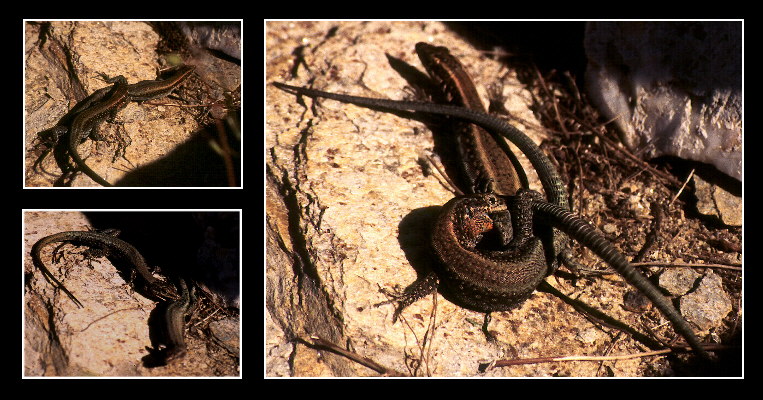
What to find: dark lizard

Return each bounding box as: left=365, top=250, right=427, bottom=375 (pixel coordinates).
left=272, top=81, right=572, bottom=265
left=162, top=278, right=192, bottom=363
left=66, top=75, right=131, bottom=186
left=34, top=79, right=124, bottom=176
left=431, top=191, right=546, bottom=313
left=430, top=188, right=711, bottom=359
left=529, top=198, right=711, bottom=359
left=30, top=229, right=178, bottom=308
left=38, top=65, right=195, bottom=186
left=272, top=43, right=709, bottom=359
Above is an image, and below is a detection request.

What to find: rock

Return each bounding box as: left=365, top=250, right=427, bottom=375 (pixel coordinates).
left=680, top=271, right=732, bottom=331
left=693, top=174, right=742, bottom=227
left=584, top=22, right=741, bottom=181
left=659, top=268, right=702, bottom=296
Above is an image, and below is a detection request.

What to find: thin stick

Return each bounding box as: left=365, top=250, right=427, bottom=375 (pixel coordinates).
left=303, top=336, right=405, bottom=376
left=670, top=168, right=695, bottom=205
left=631, top=261, right=742, bottom=271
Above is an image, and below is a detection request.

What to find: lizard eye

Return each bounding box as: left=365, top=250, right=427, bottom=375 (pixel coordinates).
left=463, top=207, right=474, bottom=218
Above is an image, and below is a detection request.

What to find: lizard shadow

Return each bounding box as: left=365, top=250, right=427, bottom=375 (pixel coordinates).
left=395, top=205, right=439, bottom=286
left=83, top=211, right=240, bottom=304
left=396, top=205, right=477, bottom=311
left=82, top=212, right=240, bottom=367
left=142, top=300, right=178, bottom=367
left=32, top=116, right=84, bottom=187
left=113, top=111, right=241, bottom=187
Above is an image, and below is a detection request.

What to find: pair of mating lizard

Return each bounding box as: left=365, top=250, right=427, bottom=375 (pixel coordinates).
left=34, top=65, right=195, bottom=186
left=273, top=42, right=711, bottom=361
left=31, top=229, right=193, bottom=364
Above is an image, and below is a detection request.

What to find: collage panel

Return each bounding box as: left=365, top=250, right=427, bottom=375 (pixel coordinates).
left=23, top=210, right=241, bottom=377
left=265, top=21, right=741, bottom=377
left=24, top=20, right=241, bottom=188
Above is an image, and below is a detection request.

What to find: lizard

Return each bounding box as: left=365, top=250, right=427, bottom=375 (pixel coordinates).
left=414, top=42, right=528, bottom=197
left=161, top=278, right=193, bottom=363
left=30, top=229, right=198, bottom=363
left=30, top=229, right=178, bottom=308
